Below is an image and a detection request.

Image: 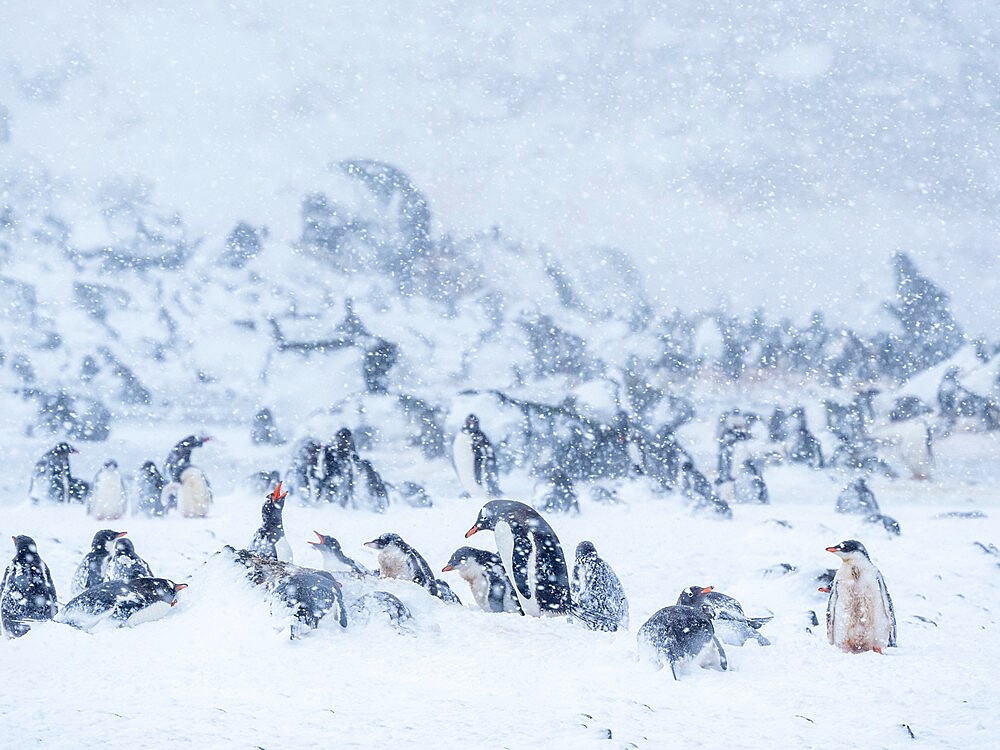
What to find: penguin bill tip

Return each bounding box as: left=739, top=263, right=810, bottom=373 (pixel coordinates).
left=464, top=525, right=478, bottom=538
left=700, top=586, right=714, bottom=594
left=175, top=583, right=189, bottom=591
left=442, top=564, right=454, bottom=572
left=825, top=546, right=839, bottom=553
left=116, top=531, right=128, bottom=538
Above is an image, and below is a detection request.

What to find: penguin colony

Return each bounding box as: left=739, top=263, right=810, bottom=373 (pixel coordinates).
left=6, top=410, right=904, bottom=680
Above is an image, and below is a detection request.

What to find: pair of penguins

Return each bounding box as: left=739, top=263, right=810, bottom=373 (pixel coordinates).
left=27, top=436, right=212, bottom=518
left=291, top=429, right=388, bottom=512
left=0, top=533, right=186, bottom=637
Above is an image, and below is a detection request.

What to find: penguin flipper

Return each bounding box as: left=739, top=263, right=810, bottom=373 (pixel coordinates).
left=877, top=571, right=897, bottom=647
left=510, top=534, right=533, bottom=602
left=825, top=581, right=838, bottom=645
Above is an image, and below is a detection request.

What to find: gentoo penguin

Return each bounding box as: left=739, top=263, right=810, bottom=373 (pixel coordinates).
left=135, top=461, right=169, bottom=517
left=442, top=546, right=522, bottom=614
left=176, top=466, right=213, bottom=518
left=433, top=578, right=462, bottom=605
left=88, top=459, right=128, bottom=520
left=733, top=458, right=768, bottom=504
left=163, top=434, right=211, bottom=482
left=28, top=442, right=89, bottom=504
left=1, top=535, right=59, bottom=637
left=787, top=408, right=823, bottom=468
left=637, top=604, right=728, bottom=680
left=274, top=569, right=347, bottom=638
left=71, top=529, right=127, bottom=596
left=676, top=585, right=771, bottom=646
left=570, top=541, right=629, bottom=631
left=323, top=428, right=389, bottom=512
left=287, top=437, right=325, bottom=503
left=248, top=483, right=292, bottom=562
left=452, top=414, right=502, bottom=498
left=250, top=407, right=285, bottom=445
left=679, top=461, right=733, bottom=518
left=835, top=479, right=901, bottom=536
left=465, top=499, right=571, bottom=617
left=716, top=420, right=751, bottom=483
left=350, top=591, right=413, bottom=628
left=57, top=578, right=187, bottom=631
left=825, top=540, right=897, bottom=653
left=105, top=537, right=155, bottom=582
left=309, top=531, right=375, bottom=577
left=538, top=470, right=579, bottom=514
left=364, top=533, right=443, bottom=599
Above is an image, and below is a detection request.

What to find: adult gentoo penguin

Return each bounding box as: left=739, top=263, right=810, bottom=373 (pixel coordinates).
left=1, top=535, right=59, bottom=637
left=88, top=459, right=128, bottom=520
left=105, top=537, right=155, bottom=582
left=364, top=533, right=453, bottom=602
left=135, top=461, right=168, bottom=517
left=465, top=500, right=570, bottom=617
left=571, top=541, right=629, bottom=631
left=71, top=529, right=127, bottom=595
left=57, top=578, right=188, bottom=631
left=442, top=546, right=522, bottom=614
left=676, top=585, right=771, bottom=646
left=453, top=414, right=502, bottom=498
left=248, top=482, right=292, bottom=562
left=28, top=442, right=89, bottom=504
left=825, top=540, right=897, bottom=653
left=309, top=532, right=375, bottom=578
left=163, top=434, right=211, bottom=482
left=637, top=604, right=728, bottom=680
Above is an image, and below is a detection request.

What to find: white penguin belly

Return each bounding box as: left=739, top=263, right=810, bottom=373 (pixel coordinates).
left=378, top=547, right=411, bottom=580
left=452, top=432, right=482, bottom=497
left=89, top=472, right=126, bottom=520
left=459, top=563, right=491, bottom=611
left=275, top=535, right=293, bottom=563
left=179, top=468, right=212, bottom=518
left=834, top=569, right=890, bottom=651
left=123, top=600, right=174, bottom=627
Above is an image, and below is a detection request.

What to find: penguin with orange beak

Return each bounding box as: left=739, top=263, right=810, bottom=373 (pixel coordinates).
left=825, top=540, right=896, bottom=653
left=248, top=483, right=292, bottom=562
left=465, top=500, right=570, bottom=617
left=676, top=585, right=771, bottom=646
left=57, top=578, right=188, bottom=631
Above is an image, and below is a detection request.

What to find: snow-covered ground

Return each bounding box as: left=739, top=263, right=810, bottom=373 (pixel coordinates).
left=1, top=424, right=997, bottom=749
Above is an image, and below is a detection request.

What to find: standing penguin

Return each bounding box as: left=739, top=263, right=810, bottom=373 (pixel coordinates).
left=452, top=414, right=502, bottom=498
left=733, top=458, right=768, bottom=504
left=71, top=529, right=127, bottom=596
left=442, top=546, right=522, bottom=614
left=679, top=461, right=733, bottom=518
left=248, top=483, right=292, bottom=562
left=176, top=466, right=213, bottom=518
left=163, top=434, right=211, bottom=482
left=135, top=461, right=168, bottom=517
left=287, top=438, right=325, bottom=504
left=570, top=541, right=629, bottom=631
left=364, top=533, right=444, bottom=600
left=1, top=535, right=59, bottom=637
left=28, top=442, right=89, bottom=504
left=676, top=585, right=771, bottom=646
left=104, top=537, right=155, bottom=582
left=637, top=604, right=728, bottom=680
left=322, top=429, right=389, bottom=512
left=88, top=459, right=128, bottom=520
left=787, top=408, right=823, bottom=468
left=826, top=540, right=897, bottom=653
left=465, top=500, right=571, bottom=617
left=309, top=532, right=375, bottom=578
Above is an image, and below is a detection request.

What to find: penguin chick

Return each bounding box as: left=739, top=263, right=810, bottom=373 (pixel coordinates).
left=825, top=540, right=897, bottom=653
left=105, top=538, right=154, bottom=583
left=676, top=585, right=771, bottom=646
left=177, top=466, right=213, bottom=518
left=309, top=531, right=375, bottom=578
left=88, top=459, right=128, bottom=521
left=248, top=482, right=292, bottom=562
left=442, top=546, right=522, bottom=614
left=1, top=535, right=59, bottom=637
left=466, top=499, right=571, bottom=617
left=571, top=541, right=629, bottom=631
left=71, top=529, right=127, bottom=596
left=452, top=414, right=502, bottom=498
left=637, top=604, right=728, bottom=680
left=364, top=533, right=439, bottom=597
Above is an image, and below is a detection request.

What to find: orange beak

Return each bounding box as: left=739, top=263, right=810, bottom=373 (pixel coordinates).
left=442, top=564, right=454, bottom=572
left=116, top=531, right=128, bottom=538
left=465, top=525, right=478, bottom=538
left=175, top=583, right=189, bottom=591
left=270, top=481, right=288, bottom=503
left=825, top=546, right=839, bottom=553
left=309, top=531, right=324, bottom=545
left=818, top=586, right=831, bottom=593
left=700, top=586, right=714, bottom=594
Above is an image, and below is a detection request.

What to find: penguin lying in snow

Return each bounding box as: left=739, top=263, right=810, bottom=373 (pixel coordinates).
left=1, top=535, right=59, bottom=638
left=57, top=578, right=187, bottom=631
left=571, top=541, right=629, bottom=631
left=364, top=533, right=459, bottom=604
left=105, top=538, right=155, bottom=583
left=637, top=604, right=728, bottom=680
left=442, top=547, right=522, bottom=614
left=349, top=591, right=413, bottom=628
left=248, top=483, right=292, bottom=562
left=452, top=414, right=502, bottom=498
left=88, top=459, right=128, bottom=520
left=676, top=586, right=771, bottom=646
left=465, top=500, right=571, bottom=617
left=29, top=442, right=90, bottom=505
left=309, top=532, right=375, bottom=578
left=826, top=540, right=897, bottom=653
left=71, top=529, right=127, bottom=596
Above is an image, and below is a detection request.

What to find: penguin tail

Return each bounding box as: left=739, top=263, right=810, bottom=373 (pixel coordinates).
left=669, top=662, right=681, bottom=681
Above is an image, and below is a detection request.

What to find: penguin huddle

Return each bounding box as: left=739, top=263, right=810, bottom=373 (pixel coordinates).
left=2, top=532, right=188, bottom=637
left=286, top=429, right=389, bottom=512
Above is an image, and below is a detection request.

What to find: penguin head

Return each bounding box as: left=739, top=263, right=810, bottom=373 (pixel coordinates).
left=575, top=540, right=598, bottom=560
left=309, top=531, right=343, bottom=554
left=364, top=532, right=403, bottom=550
left=677, top=585, right=713, bottom=607
left=826, top=539, right=870, bottom=561
left=53, top=442, right=78, bottom=456
left=12, top=535, right=37, bottom=556
left=113, top=538, right=137, bottom=557
left=442, top=546, right=480, bottom=572
left=267, top=482, right=288, bottom=507
left=93, top=529, right=127, bottom=551
left=140, top=461, right=161, bottom=477
left=334, top=428, right=356, bottom=457
left=102, top=458, right=119, bottom=470
left=463, top=414, right=480, bottom=432
left=465, top=504, right=497, bottom=537
left=170, top=582, right=189, bottom=606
